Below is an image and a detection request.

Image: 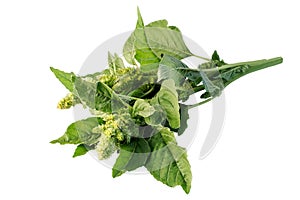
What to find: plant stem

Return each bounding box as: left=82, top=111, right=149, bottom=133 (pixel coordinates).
left=186, top=57, right=283, bottom=110
left=187, top=98, right=212, bottom=109
left=193, top=85, right=205, bottom=93
left=119, top=94, right=141, bottom=101
left=223, top=57, right=283, bottom=87
left=202, top=57, right=283, bottom=72
left=193, top=54, right=211, bottom=61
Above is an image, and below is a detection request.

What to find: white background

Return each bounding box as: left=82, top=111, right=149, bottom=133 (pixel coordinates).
left=0, top=0, right=299, bottom=199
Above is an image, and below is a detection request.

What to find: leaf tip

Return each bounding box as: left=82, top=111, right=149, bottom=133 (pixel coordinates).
left=212, top=50, right=220, bottom=61
left=50, top=140, right=57, bottom=144
left=182, top=185, right=191, bottom=194
left=50, top=66, right=56, bottom=73
left=136, top=6, right=141, bottom=15
left=180, top=181, right=191, bottom=194
left=108, top=51, right=113, bottom=58
left=112, top=169, right=123, bottom=178
left=136, top=6, right=144, bottom=28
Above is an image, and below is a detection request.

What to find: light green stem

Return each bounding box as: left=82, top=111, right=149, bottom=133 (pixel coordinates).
left=187, top=98, right=212, bottom=109
left=119, top=94, right=141, bottom=101
left=202, top=57, right=283, bottom=72
left=193, top=54, right=211, bottom=61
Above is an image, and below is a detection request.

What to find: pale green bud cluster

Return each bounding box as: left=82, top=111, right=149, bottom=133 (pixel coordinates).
left=93, top=114, right=125, bottom=141
left=99, top=74, right=116, bottom=85
left=98, top=67, right=133, bottom=87
left=92, top=113, right=127, bottom=160
left=115, top=67, right=133, bottom=75
left=95, top=134, right=117, bottom=160
left=57, top=93, right=74, bottom=109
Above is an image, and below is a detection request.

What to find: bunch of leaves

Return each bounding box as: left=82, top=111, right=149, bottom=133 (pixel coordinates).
left=50, top=8, right=283, bottom=194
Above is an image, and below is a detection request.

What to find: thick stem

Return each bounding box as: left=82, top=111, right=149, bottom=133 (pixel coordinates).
left=203, top=57, right=283, bottom=72
left=188, top=57, right=283, bottom=109
left=223, top=57, right=283, bottom=86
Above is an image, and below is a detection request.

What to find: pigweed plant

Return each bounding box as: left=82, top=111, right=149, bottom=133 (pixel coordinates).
left=50, top=8, right=283, bottom=194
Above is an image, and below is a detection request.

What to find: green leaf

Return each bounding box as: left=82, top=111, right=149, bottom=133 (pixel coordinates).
left=158, top=55, right=202, bottom=85
left=211, top=50, right=226, bottom=67
left=199, top=61, right=224, bottom=98
left=157, top=55, right=201, bottom=101
left=134, top=8, right=161, bottom=66
left=152, top=79, right=180, bottom=129
left=178, top=104, right=189, bottom=136
left=50, top=67, right=75, bottom=92
left=123, top=8, right=159, bottom=66
left=114, top=109, right=140, bottom=138
left=74, top=77, right=127, bottom=112
left=114, top=53, right=125, bottom=69
left=96, top=81, right=129, bottom=112
left=73, top=77, right=99, bottom=109
left=168, top=26, right=181, bottom=32
left=145, top=104, right=167, bottom=126
left=200, top=70, right=224, bottom=98
left=143, top=27, right=192, bottom=60
left=82, top=72, right=102, bottom=80
left=133, top=28, right=161, bottom=66
left=108, top=52, right=125, bottom=73
left=50, top=117, right=103, bottom=145
left=211, top=50, right=220, bottom=62
left=146, top=19, right=168, bottom=28
left=158, top=55, right=188, bottom=84
left=132, top=99, right=155, bottom=118
left=73, top=144, right=92, bottom=158
left=128, top=83, right=160, bottom=99
left=123, top=33, right=136, bottom=65
left=108, top=52, right=114, bottom=69
left=112, top=69, right=157, bottom=95
left=112, top=138, right=150, bottom=177
left=176, top=83, right=194, bottom=102
left=146, top=128, right=192, bottom=194
left=123, top=9, right=192, bottom=69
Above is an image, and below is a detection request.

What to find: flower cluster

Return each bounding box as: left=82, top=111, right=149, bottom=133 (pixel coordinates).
left=57, top=93, right=74, bottom=109
left=98, top=67, right=133, bottom=87
left=92, top=114, right=126, bottom=160
left=95, top=134, right=117, bottom=160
